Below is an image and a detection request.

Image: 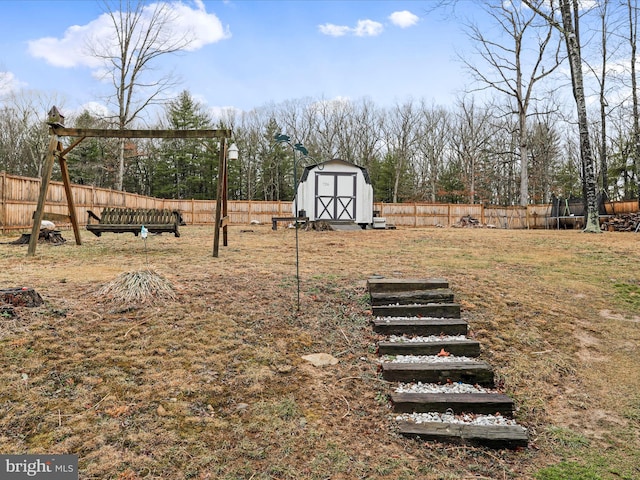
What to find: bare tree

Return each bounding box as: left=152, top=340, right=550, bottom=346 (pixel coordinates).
left=461, top=0, right=562, bottom=206
left=626, top=0, right=640, bottom=206
left=450, top=97, right=494, bottom=204
left=416, top=103, right=450, bottom=202
left=383, top=100, right=422, bottom=203
left=0, top=90, right=62, bottom=177
left=523, top=0, right=601, bottom=232
left=87, top=0, right=194, bottom=190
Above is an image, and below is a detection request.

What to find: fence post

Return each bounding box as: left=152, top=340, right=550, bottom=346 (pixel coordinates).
left=1, top=171, right=5, bottom=234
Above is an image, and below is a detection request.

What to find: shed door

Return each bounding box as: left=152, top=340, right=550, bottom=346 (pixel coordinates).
left=315, top=172, right=357, bottom=220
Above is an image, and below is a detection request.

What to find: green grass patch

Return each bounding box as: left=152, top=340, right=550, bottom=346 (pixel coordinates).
left=535, top=461, right=602, bottom=480
left=612, top=281, right=640, bottom=311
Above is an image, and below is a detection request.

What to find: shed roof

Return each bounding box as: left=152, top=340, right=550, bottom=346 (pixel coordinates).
left=300, top=159, right=371, bottom=184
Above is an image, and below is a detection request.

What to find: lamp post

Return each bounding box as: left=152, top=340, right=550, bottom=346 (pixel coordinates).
left=213, top=139, right=238, bottom=257
left=274, top=133, right=308, bottom=311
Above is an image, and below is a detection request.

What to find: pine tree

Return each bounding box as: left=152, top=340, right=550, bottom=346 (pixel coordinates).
left=153, top=91, right=216, bottom=199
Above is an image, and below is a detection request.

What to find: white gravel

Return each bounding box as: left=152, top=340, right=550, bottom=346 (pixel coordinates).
left=396, top=411, right=521, bottom=426
left=394, top=382, right=490, bottom=394
left=380, top=354, right=478, bottom=363
left=376, top=316, right=453, bottom=322
left=387, top=334, right=468, bottom=343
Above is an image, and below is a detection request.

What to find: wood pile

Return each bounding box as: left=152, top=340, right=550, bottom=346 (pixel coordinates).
left=453, top=215, right=480, bottom=228
left=601, top=213, right=640, bottom=232
left=452, top=216, right=496, bottom=228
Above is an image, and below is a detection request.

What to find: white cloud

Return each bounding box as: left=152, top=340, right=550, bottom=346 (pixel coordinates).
left=318, top=23, right=351, bottom=37
left=389, top=11, right=419, bottom=28
left=318, top=19, right=383, bottom=37
left=0, top=71, right=26, bottom=96
left=354, top=19, right=384, bottom=37
left=27, top=1, right=230, bottom=69
left=78, top=101, right=111, bottom=118
left=209, top=105, right=243, bottom=122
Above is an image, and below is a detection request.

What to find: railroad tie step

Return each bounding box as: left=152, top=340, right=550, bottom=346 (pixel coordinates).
left=381, top=360, right=495, bottom=386
left=372, top=303, right=461, bottom=318
left=367, top=277, right=449, bottom=294
left=372, top=317, right=468, bottom=336
left=396, top=420, right=529, bottom=450
left=370, top=288, right=455, bottom=306
left=390, top=392, right=515, bottom=416
left=377, top=338, right=481, bottom=357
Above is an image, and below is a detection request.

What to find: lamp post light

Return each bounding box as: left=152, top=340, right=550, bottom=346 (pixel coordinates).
left=274, top=133, right=308, bottom=311
left=228, top=143, right=239, bottom=161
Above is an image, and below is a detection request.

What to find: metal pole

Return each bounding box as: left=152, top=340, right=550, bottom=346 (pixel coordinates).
left=293, top=151, right=300, bottom=311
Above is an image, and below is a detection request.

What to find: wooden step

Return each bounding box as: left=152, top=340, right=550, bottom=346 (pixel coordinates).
left=397, top=420, right=528, bottom=449
left=372, top=303, right=461, bottom=318
left=370, top=288, right=454, bottom=306
left=378, top=339, right=480, bottom=357
left=381, top=360, right=494, bottom=386
left=368, top=278, right=449, bottom=294
left=372, top=317, right=468, bottom=336
left=390, top=392, right=515, bottom=415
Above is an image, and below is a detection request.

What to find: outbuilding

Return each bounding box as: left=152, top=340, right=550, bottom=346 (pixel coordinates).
left=293, top=159, right=374, bottom=227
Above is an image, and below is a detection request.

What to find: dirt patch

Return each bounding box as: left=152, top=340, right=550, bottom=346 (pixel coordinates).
left=599, top=309, right=640, bottom=323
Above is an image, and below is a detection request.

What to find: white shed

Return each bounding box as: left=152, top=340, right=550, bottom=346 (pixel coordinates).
left=293, top=159, right=374, bottom=227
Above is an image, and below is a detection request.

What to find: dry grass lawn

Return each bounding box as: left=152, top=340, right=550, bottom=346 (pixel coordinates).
left=1, top=224, right=639, bottom=479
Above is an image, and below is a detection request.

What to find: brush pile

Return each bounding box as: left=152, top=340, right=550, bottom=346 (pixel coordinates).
left=96, top=269, right=176, bottom=308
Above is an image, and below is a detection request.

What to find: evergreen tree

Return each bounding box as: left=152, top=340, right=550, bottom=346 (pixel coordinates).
left=68, top=110, right=118, bottom=188
left=154, top=91, right=216, bottom=199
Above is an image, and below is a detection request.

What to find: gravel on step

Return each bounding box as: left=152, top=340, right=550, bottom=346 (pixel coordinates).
left=380, top=354, right=478, bottom=363
left=397, top=411, right=521, bottom=426
left=387, top=334, right=469, bottom=343
left=394, top=382, right=491, bottom=394
left=376, top=316, right=453, bottom=322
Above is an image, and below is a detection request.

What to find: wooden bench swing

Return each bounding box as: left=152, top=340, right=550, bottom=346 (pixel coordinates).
left=27, top=112, right=232, bottom=257
left=86, top=207, right=184, bottom=237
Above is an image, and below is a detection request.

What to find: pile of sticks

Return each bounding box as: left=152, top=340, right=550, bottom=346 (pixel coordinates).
left=453, top=215, right=481, bottom=228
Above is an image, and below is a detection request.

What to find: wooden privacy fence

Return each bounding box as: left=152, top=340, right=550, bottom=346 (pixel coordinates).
left=1, top=171, right=637, bottom=232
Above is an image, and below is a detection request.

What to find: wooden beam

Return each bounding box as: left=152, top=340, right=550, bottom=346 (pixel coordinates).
left=222, top=142, right=229, bottom=247
left=59, top=136, right=86, bottom=157
left=381, top=360, right=495, bottom=386
left=28, top=136, right=59, bottom=256
left=58, top=154, right=82, bottom=245
left=367, top=278, right=450, bottom=293
left=50, top=125, right=231, bottom=139
left=397, top=421, right=528, bottom=449
left=213, top=137, right=226, bottom=257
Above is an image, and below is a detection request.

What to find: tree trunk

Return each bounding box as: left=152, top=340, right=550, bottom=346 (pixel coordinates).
left=629, top=0, right=640, bottom=208
left=561, top=0, right=600, bottom=232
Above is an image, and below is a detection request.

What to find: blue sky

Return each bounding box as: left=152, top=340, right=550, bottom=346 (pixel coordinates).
left=0, top=0, right=476, bottom=120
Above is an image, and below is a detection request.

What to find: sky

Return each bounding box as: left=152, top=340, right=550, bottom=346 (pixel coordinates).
left=0, top=0, right=480, bottom=121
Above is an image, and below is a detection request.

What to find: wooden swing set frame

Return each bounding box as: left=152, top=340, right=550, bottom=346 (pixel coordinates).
left=27, top=123, right=232, bottom=257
